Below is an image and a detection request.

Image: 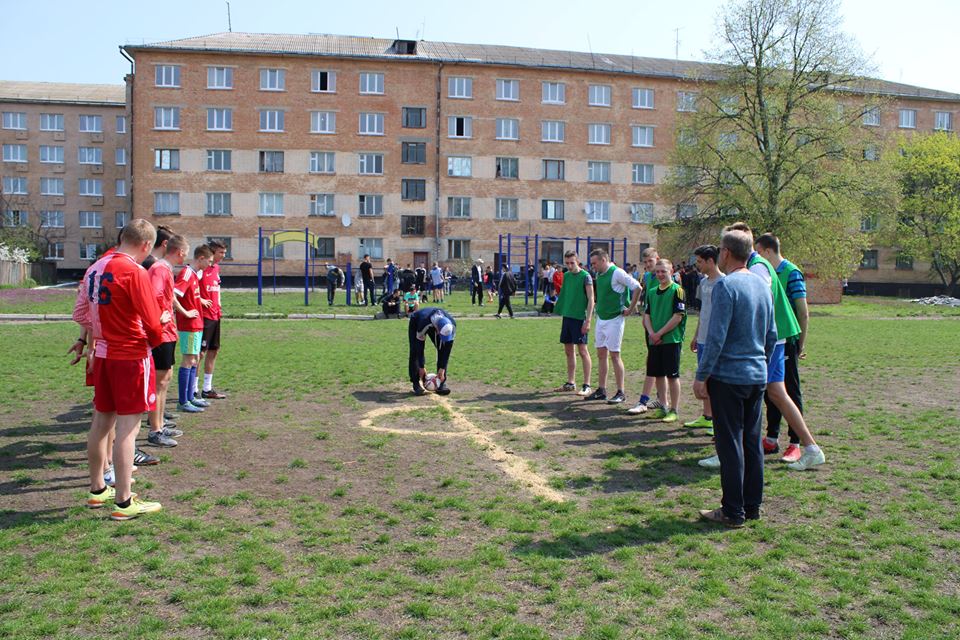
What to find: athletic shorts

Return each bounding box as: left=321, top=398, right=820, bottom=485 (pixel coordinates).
left=178, top=331, right=202, bottom=356
left=767, top=342, right=786, bottom=384
left=560, top=316, right=589, bottom=344
left=646, top=343, right=682, bottom=379
left=93, top=356, right=156, bottom=415
left=201, top=319, right=221, bottom=351
left=152, top=341, right=177, bottom=371
left=696, top=343, right=705, bottom=367
left=85, top=354, right=100, bottom=387
left=594, top=315, right=625, bottom=352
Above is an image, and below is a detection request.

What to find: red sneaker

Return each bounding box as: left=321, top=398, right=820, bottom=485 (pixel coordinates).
left=781, top=444, right=802, bottom=463
left=762, top=438, right=779, bottom=454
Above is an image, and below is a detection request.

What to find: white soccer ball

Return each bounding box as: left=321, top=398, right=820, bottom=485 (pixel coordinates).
left=423, top=373, right=440, bottom=392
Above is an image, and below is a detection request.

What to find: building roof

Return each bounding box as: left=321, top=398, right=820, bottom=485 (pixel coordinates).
left=0, top=81, right=125, bottom=106
left=124, top=32, right=960, bottom=102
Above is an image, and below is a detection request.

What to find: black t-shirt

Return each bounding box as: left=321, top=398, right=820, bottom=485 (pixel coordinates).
left=360, top=261, right=373, bottom=281
left=141, top=254, right=157, bottom=270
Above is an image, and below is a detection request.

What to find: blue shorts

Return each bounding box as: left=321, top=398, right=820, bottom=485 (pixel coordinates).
left=559, top=316, right=589, bottom=344
left=696, top=343, right=705, bottom=366
left=767, top=342, right=785, bottom=383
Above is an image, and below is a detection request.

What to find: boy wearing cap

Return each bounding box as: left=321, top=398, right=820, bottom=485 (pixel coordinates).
left=408, top=307, right=456, bottom=396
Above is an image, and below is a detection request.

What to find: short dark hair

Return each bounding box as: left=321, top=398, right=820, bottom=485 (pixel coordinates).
left=589, top=247, right=608, bottom=261
left=154, top=224, right=174, bottom=249
left=194, top=244, right=214, bottom=259
left=694, top=244, right=719, bottom=262
left=207, top=238, right=227, bottom=251
left=755, top=233, right=780, bottom=253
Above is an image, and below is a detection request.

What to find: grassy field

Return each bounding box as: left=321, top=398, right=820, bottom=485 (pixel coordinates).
left=0, top=304, right=958, bottom=639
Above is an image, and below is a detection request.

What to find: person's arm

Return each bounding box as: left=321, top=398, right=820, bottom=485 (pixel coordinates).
left=793, top=297, right=809, bottom=356
left=695, top=283, right=732, bottom=382
left=582, top=277, right=595, bottom=334
left=658, top=313, right=684, bottom=339
left=642, top=308, right=655, bottom=340
left=68, top=326, right=88, bottom=365
left=614, top=269, right=643, bottom=315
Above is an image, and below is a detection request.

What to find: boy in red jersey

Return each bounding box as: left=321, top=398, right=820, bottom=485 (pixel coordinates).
left=175, top=245, right=213, bottom=413
left=198, top=240, right=227, bottom=400
left=80, top=220, right=170, bottom=520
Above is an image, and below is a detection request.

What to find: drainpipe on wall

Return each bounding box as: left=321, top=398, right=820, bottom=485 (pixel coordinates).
left=434, top=62, right=444, bottom=262
left=119, top=47, right=135, bottom=218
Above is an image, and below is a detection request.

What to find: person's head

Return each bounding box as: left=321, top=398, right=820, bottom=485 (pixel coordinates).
left=387, top=258, right=393, bottom=264
left=364, top=254, right=370, bottom=261
left=588, top=248, right=610, bottom=273
left=119, top=219, right=157, bottom=262
left=724, top=222, right=754, bottom=245
left=641, top=246, right=659, bottom=271
left=654, top=258, right=673, bottom=285
left=563, top=250, right=581, bottom=273
left=755, top=233, right=781, bottom=261
left=434, top=315, right=455, bottom=342
left=153, top=224, right=174, bottom=252
left=164, top=234, right=189, bottom=266
left=693, top=244, right=719, bottom=274
left=193, top=244, right=214, bottom=270
left=719, top=229, right=753, bottom=272
left=207, top=239, right=227, bottom=264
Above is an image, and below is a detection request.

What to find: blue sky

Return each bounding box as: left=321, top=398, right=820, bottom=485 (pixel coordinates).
left=2, top=0, right=958, bottom=94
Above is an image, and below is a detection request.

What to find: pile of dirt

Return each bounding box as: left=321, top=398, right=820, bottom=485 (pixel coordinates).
left=910, top=296, right=960, bottom=307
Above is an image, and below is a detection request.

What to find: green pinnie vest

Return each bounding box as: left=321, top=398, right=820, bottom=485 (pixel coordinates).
left=595, top=265, right=629, bottom=320
left=555, top=269, right=589, bottom=320
left=748, top=253, right=801, bottom=341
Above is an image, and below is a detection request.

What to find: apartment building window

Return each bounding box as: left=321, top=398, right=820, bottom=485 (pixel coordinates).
left=630, top=202, right=655, bottom=224
left=115, top=211, right=129, bottom=228
left=677, top=91, right=699, bottom=112
left=207, top=67, right=234, bottom=89
left=497, top=79, right=519, bottom=101
left=3, top=210, right=28, bottom=226
left=79, top=243, right=98, bottom=260
left=401, top=142, right=426, bottom=164
left=448, top=77, right=473, bottom=99
left=206, top=193, right=232, bottom=216
left=259, top=109, right=284, bottom=132
left=116, top=116, right=126, bottom=133
left=154, top=107, right=180, bottom=130
left=359, top=72, right=384, bottom=95
left=899, top=109, right=917, bottom=129
left=496, top=157, right=518, bottom=179
left=312, top=70, right=336, bottom=93
left=860, top=249, right=878, bottom=269
left=79, top=211, right=102, bottom=228
left=586, top=201, right=610, bottom=223
left=633, top=88, right=654, bottom=109
left=259, top=151, right=284, bottom=173
left=78, top=147, right=102, bottom=165
left=588, top=85, right=612, bottom=107
left=895, top=253, right=914, bottom=270
left=358, top=194, right=383, bottom=217
left=206, top=149, right=231, bottom=171
left=632, top=126, right=654, bottom=147
left=358, top=153, right=384, bottom=175
left=115, top=148, right=127, bottom=165
left=447, top=156, right=472, bottom=177
left=311, top=111, right=336, bottom=133
left=448, top=239, right=470, bottom=260
left=448, top=116, right=472, bottom=138
left=207, top=108, right=233, bottom=131
left=541, top=120, right=565, bottom=142
left=677, top=204, right=697, bottom=219
left=862, top=106, right=881, bottom=126
left=588, top=123, right=611, bottom=145
left=632, top=163, right=654, bottom=185
left=40, top=145, right=64, bottom=163
left=261, top=239, right=284, bottom=259
left=2, top=144, right=27, bottom=163
left=541, top=199, right=564, bottom=220
left=260, top=68, right=286, bottom=91
left=2, top=177, right=27, bottom=194
left=155, top=149, right=179, bottom=170
left=2, top=112, right=27, bottom=130
left=496, top=198, right=519, bottom=220
left=401, top=215, right=425, bottom=237
left=40, top=211, right=64, bottom=228
left=78, top=179, right=102, bottom=196
left=359, top=238, right=383, bottom=259
left=359, top=112, right=385, bottom=135
left=79, top=115, right=102, bottom=132
left=46, top=242, right=64, bottom=260
left=155, top=65, right=181, bottom=87
left=587, top=161, right=611, bottom=183
left=154, top=192, right=179, bottom=215
left=40, top=177, right=64, bottom=196
left=401, top=179, right=426, bottom=201
left=543, top=159, right=565, bottom=181
left=496, top=118, right=519, bottom=140
left=934, top=111, right=953, bottom=131
left=309, top=151, right=335, bottom=174
left=447, top=197, right=471, bottom=218
left=259, top=193, right=284, bottom=216
left=542, top=82, right=565, bottom=104
left=39, top=113, right=64, bottom=131
left=402, top=107, right=426, bottom=128
left=309, top=193, right=335, bottom=216
left=115, top=179, right=126, bottom=197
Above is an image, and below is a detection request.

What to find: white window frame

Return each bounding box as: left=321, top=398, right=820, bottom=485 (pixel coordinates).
left=206, top=192, right=232, bottom=216
left=359, top=72, right=384, bottom=95
left=677, top=204, right=698, bottom=219
left=447, top=196, right=471, bottom=218
left=40, top=145, right=65, bottom=164
left=496, top=118, right=519, bottom=140
left=632, top=163, right=654, bottom=185
left=358, top=194, right=383, bottom=217
left=79, top=115, right=102, bottom=133
left=79, top=243, right=98, bottom=260
left=2, top=210, right=28, bottom=226
left=154, top=149, right=180, bottom=171
left=206, top=149, right=231, bottom=172
left=496, top=156, right=519, bottom=179
left=39, top=113, right=64, bottom=131
left=677, top=91, right=699, bottom=112
left=78, top=179, right=102, bottom=197
left=79, top=210, right=102, bottom=228
left=115, top=148, right=127, bottom=165
left=259, top=109, right=285, bottom=132
left=154, top=192, right=180, bottom=215
left=207, top=108, right=232, bottom=131
left=447, top=239, right=470, bottom=260
left=496, top=79, right=519, bottom=101
left=359, top=238, right=384, bottom=260
left=862, top=106, right=881, bottom=127
left=40, top=177, right=64, bottom=196
left=2, top=177, right=28, bottom=194
left=934, top=111, right=953, bottom=131
left=588, top=123, right=611, bottom=145
left=2, top=144, right=27, bottom=163
left=899, top=109, right=917, bottom=129
left=115, top=116, right=127, bottom=133
left=632, top=125, right=654, bottom=147
left=358, top=153, right=384, bottom=175
left=259, top=68, right=286, bottom=91
left=115, top=211, right=129, bottom=228
left=258, top=192, right=285, bottom=216
left=587, top=161, right=611, bottom=183
left=207, top=67, right=234, bottom=90
left=447, top=116, right=473, bottom=139
left=258, top=150, right=284, bottom=173
left=311, top=70, right=337, bottom=93
left=2, top=112, right=27, bottom=130
left=115, top=179, right=126, bottom=197
left=359, top=112, right=385, bottom=135
left=588, top=84, right=612, bottom=107
left=448, top=77, right=473, bottom=99
left=311, top=111, right=336, bottom=134
left=46, top=242, right=64, bottom=260
left=40, top=210, right=64, bottom=228
left=495, top=198, right=519, bottom=220
left=586, top=201, right=610, bottom=223
left=309, top=193, right=335, bottom=216
left=78, top=147, right=102, bottom=165
left=447, top=156, right=472, bottom=177
left=154, top=107, right=180, bottom=130
left=309, top=151, right=335, bottom=174
left=542, top=82, right=566, bottom=104
left=630, top=202, right=655, bottom=224
left=155, top=65, right=181, bottom=88
left=541, top=120, right=565, bottom=143
left=632, top=88, right=654, bottom=109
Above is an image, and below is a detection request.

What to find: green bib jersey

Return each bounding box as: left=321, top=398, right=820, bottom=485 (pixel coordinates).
left=555, top=269, right=591, bottom=320
left=643, top=281, right=687, bottom=344
left=748, top=253, right=801, bottom=341
left=594, top=265, right=636, bottom=321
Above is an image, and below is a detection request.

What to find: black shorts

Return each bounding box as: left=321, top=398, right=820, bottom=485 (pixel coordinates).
left=559, top=316, right=588, bottom=344
left=646, top=343, right=682, bottom=378
left=152, top=341, right=177, bottom=371
left=201, top=319, right=221, bottom=351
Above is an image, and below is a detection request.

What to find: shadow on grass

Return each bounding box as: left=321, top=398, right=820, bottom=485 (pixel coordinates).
left=0, top=505, right=75, bottom=529
left=0, top=406, right=90, bottom=474
left=513, top=516, right=710, bottom=558
left=351, top=390, right=424, bottom=404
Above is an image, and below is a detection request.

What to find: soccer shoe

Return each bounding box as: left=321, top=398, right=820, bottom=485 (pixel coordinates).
left=190, top=397, right=211, bottom=408
left=763, top=438, right=780, bottom=455
left=786, top=448, right=826, bottom=471
left=662, top=410, right=679, bottom=423
left=698, top=455, right=721, bottom=469
left=164, top=410, right=179, bottom=421
left=436, top=382, right=451, bottom=396
left=627, top=401, right=649, bottom=415
left=110, top=497, right=163, bottom=521
left=178, top=402, right=204, bottom=413
left=554, top=382, right=577, bottom=392
left=412, top=383, right=426, bottom=396
left=684, top=415, right=714, bottom=429
left=588, top=388, right=607, bottom=401
left=647, top=399, right=665, bottom=411
left=577, top=385, right=593, bottom=397
left=607, top=391, right=626, bottom=404
left=86, top=486, right=115, bottom=508
left=780, top=443, right=802, bottom=462
left=201, top=389, right=227, bottom=399
left=649, top=407, right=668, bottom=419
left=698, top=508, right=744, bottom=528
left=103, top=465, right=115, bottom=487
left=134, top=449, right=160, bottom=466
left=162, top=426, right=183, bottom=437
left=147, top=431, right=178, bottom=447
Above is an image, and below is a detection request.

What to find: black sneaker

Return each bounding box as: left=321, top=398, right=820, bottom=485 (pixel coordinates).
left=436, top=382, right=451, bottom=396
left=607, top=391, right=626, bottom=404
left=588, top=388, right=607, bottom=401
left=147, top=431, right=178, bottom=447
left=134, top=448, right=160, bottom=466
left=412, top=383, right=426, bottom=396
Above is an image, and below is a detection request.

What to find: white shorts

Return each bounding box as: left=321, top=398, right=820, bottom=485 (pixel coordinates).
left=594, top=315, right=625, bottom=352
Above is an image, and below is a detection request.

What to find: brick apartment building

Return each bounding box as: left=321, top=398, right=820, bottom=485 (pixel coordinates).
left=121, top=33, right=959, bottom=291
left=0, top=81, right=130, bottom=277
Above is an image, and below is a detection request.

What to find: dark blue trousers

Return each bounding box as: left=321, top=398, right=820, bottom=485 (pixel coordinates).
left=708, top=378, right=765, bottom=522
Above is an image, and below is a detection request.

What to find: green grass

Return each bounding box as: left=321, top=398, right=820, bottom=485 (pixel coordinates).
left=0, top=304, right=957, bottom=638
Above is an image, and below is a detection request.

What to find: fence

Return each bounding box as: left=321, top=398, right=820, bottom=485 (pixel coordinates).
left=0, top=260, right=28, bottom=286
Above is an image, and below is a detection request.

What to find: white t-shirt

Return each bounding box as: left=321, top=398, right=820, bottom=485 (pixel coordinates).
left=695, top=272, right=724, bottom=344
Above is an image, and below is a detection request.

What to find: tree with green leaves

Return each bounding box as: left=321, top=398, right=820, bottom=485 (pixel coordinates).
left=663, top=0, right=895, bottom=278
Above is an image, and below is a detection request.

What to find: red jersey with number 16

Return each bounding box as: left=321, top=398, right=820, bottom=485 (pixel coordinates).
left=174, top=265, right=204, bottom=332
left=200, top=262, right=222, bottom=321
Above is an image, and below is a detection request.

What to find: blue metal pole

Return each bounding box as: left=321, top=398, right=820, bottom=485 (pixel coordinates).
left=257, top=227, right=263, bottom=306
left=304, top=227, right=309, bottom=307
left=611, top=236, right=616, bottom=264
left=498, top=234, right=503, bottom=271
left=576, top=236, right=580, bottom=256
left=507, top=233, right=512, bottom=272
left=524, top=235, right=530, bottom=305
left=533, top=233, right=540, bottom=306
left=623, top=237, right=628, bottom=266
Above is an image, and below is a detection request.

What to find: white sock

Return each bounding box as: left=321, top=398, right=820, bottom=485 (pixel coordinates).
left=805, top=444, right=821, bottom=454
left=764, top=437, right=777, bottom=445
left=203, top=373, right=213, bottom=392
left=194, top=375, right=200, bottom=394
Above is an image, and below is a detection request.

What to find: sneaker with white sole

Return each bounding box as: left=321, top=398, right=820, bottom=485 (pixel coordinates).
left=607, top=391, right=626, bottom=404
left=110, top=497, right=162, bottom=521
left=698, top=455, right=721, bottom=469
left=147, top=431, right=178, bottom=447
left=577, top=384, right=593, bottom=397
left=178, top=402, right=204, bottom=413
left=786, top=448, right=826, bottom=471
left=627, top=401, right=649, bottom=414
